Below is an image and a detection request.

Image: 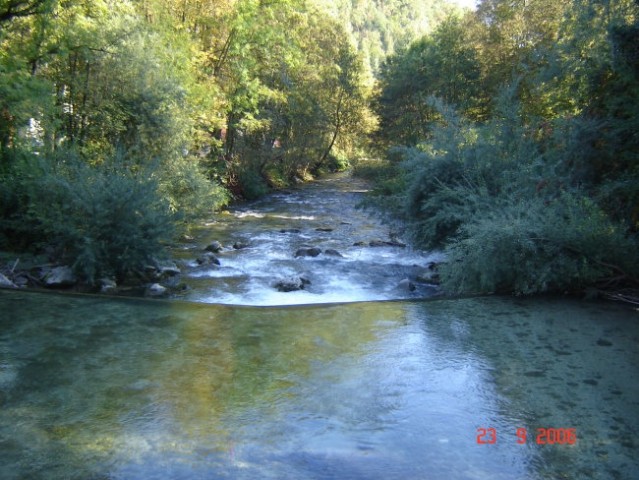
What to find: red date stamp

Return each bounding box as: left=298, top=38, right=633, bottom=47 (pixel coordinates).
left=477, top=427, right=577, bottom=445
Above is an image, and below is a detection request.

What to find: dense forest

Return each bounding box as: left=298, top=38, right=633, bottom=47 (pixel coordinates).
left=369, top=0, right=639, bottom=296
left=1, top=0, right=637, bottom=297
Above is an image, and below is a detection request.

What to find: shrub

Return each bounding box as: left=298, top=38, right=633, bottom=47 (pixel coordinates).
left=440, top=193, right=638, bottom=295
left=18, top=154, right=175, bottom=284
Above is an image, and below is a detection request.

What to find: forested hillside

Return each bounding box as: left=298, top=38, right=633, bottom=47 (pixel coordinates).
left=370, top=0, right=639, bottom=296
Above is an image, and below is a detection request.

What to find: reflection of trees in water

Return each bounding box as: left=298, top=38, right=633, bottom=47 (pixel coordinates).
left=161, top=302, right=405, bottom=447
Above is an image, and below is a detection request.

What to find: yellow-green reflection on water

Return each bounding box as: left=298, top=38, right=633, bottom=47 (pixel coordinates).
left=0, top=291, right=637, bottom=480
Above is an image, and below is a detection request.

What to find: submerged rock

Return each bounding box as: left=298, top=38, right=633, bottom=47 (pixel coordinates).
left=280, top=228, right=301, bottom=234
left=324, top=249, right=343, bottom=257
left=43, top=266, right=77, bottom=288
left=233, top=241, right=249, bottom=250
left=295, top=247, right=322, bottom=258
left=315, top=227, right=333, bottom=232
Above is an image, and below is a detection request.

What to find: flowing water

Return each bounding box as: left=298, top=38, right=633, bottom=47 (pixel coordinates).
left=172, top=173, right=443, bottom=305
left=1, top=174, right=638, bottom=479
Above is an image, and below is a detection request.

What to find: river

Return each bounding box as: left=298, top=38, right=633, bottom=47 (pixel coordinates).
left=0, top=174, right=638, bottom=479
left=171, top=172, right=443, bottom=305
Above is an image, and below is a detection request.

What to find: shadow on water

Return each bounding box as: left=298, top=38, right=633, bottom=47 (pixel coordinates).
left=0, top=289, right=638, bottom=479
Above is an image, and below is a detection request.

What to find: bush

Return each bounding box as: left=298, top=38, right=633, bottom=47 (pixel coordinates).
left=440, top=193, right=638, bottom=294
left=7, top=153, right=176, bottom=284
left=237, top=167, right=269, bottom=200
left=373, top=96, right=639, bottom=295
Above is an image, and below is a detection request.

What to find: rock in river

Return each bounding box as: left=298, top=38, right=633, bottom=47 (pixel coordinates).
left=196, top=253, right=221, bottom=266
left=398, top=278, right=416, bottom=292
left=0, top=273, right=17, bottom=289
left=274, top=276, right=306, bottom=292
left=146, top=283, right=168, bottom=297
left=43, top=266, right=77, bottom=288
left=295, top=247, right=322, bottom=258
left=205, top=241, right=223, bottom=253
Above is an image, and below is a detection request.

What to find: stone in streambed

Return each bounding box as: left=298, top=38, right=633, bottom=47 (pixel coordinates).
left=413, top=262, right=441, bottom=285
left=324, top=249, right=343, bottom=257
left=196, top=253, right=221, bottom=266
left=369, top=240, right=406, bottom=248
left=295, top=247, right=322, bottom=258
left=205, top=241, right=223, bottom=253
left=233, top=241, right=249, bottom=250
left=100, top=278, right=117, bottom=294
left=157, top=261, right=181, bottom=276
left=274, top=276, right=307, bottom=292
left=145, top=283, right=167, bottom=297
left=280, top=228, right=301, bottom=234
left=398, top=278, right=416, bottom=292
left=0, top=273, right=17, bottom=289
left=43, top=266, right=77, bottom=288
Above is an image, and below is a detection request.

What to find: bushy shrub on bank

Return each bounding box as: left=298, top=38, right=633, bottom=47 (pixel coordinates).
left=1, top=152, right=175, bottom=284
left=374, top=98, right=639, bottom=295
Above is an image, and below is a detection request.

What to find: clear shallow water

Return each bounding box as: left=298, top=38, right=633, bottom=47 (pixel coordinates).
left=172, top=173, right=444, bottom=305
left=1, top=290, right=638, bottom=479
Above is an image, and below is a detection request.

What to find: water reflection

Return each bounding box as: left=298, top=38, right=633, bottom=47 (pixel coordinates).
left=0, top=291, right=637, bottom=479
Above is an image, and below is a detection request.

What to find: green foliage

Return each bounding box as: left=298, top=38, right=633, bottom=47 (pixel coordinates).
left=376, top=15, right=484, bottom=146
left=441, top=193, right=638, bottom=295
left=157, top=156, right=229, bottom=222
left=2, top=152, right=175, bottom=283
left=367, top=0, right=639, bottom=295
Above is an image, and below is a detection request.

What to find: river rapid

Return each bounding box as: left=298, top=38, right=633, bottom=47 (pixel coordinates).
left=0, top=173, right=638, bottom=480
left=172, top=172, right=443, bottom=305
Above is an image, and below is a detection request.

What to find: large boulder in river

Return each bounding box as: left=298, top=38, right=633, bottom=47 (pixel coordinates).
left=295, top=247, right=322, bottom=258
left=43, top=266, right=77, bottom=288
left=205, top=241, right=223, bottom=253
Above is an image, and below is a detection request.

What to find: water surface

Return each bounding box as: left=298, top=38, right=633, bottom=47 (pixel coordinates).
left=1, top=290, right=637, bottom=479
